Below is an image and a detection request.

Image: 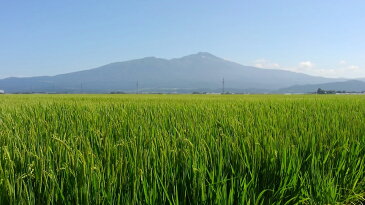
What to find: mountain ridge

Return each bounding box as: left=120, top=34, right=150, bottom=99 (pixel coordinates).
left=276, top=80, right=365, bottom=93
left=0, top=52, right=350, bottom=93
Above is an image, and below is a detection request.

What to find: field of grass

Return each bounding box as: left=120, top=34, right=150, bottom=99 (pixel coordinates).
left=0, top=94, right=364, bottom=204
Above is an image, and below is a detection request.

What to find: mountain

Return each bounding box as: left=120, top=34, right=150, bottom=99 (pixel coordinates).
left=276, top=80, right=365, bottom=93
left=0, top=52, right=345, bottom=93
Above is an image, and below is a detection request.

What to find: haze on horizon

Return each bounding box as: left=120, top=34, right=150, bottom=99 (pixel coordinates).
left=1, top=1, right=364, bottom=79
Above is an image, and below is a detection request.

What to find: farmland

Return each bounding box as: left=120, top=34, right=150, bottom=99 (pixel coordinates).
left=0, top=94, right=364, bottom=204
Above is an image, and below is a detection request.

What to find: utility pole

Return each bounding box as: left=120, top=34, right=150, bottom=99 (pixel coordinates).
left=222, top=77, right=225, bottom=94
left=80, top=82, right=83, bottom=94
left=136, top=80, right=139, bottom=94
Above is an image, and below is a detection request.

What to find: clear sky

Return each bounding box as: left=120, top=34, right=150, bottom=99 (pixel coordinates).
left=1, top=0, right=364, bottom=79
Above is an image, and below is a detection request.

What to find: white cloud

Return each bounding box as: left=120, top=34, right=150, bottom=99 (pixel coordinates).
left=348, top=65, right=360, bottom=70
left=339, top=60, right=347, bottom=65
left=254, top=59, right=281, bottom=69
left=252, top=59, right=365, bottom=78
left=295, top=64, right=363, bottom=78
left=295, top=64, right=365, bottom=78
left=299, top=61, right=314, bottom=68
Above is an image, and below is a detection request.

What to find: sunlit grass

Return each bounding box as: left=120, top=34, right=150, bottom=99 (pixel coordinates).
left=0, top=94, right=364, bottom=204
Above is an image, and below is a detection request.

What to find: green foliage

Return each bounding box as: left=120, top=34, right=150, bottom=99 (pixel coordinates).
left=0, top=94, right=364, bottom=204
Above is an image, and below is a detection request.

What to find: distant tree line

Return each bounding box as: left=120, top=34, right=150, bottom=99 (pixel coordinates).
left=316, top=88, right=364, bottom=94
left=110, top=91, right=127, bottom=94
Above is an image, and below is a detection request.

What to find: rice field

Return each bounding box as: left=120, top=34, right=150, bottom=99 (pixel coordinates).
left=0, top=94, right=364, bottom=204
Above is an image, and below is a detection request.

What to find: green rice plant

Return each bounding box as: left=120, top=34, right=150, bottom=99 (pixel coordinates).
left=0, top=94, right=364, bottom=204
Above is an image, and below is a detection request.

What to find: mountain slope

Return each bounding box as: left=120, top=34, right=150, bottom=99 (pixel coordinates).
left=276, top=80, right=365, bottom=93
left=0, top=52, right=343, bottom=93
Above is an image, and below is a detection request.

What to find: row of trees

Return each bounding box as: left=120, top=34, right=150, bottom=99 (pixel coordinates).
left=316, top=88, right=364, bottom=94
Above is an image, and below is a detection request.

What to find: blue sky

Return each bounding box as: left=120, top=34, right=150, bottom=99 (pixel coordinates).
left=1, top=0, right=364, bottom=78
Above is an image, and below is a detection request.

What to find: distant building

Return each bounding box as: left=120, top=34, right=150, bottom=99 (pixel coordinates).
left=0, top=90, right=4, bottom=94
